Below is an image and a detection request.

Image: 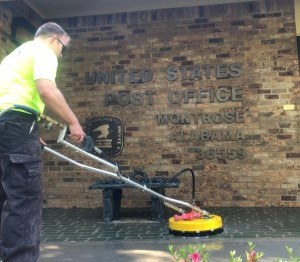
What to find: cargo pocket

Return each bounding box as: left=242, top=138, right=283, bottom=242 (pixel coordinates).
left=8, top=154, right=42, bottom=194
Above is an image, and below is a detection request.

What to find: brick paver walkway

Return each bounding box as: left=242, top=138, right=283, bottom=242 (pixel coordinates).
left=41, top=207, right=300, bottom=242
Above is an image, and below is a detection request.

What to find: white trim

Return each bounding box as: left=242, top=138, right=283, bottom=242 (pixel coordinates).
left=22, top=0, right=261, bottom=19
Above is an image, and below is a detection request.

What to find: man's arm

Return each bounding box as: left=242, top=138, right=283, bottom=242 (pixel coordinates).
left=35, top=78, right=85, bottom=143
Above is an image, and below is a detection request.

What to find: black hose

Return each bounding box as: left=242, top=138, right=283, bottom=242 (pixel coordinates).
left=159, top=168, right=196, bottom=205
left=82, top=136, right=196, bottom=204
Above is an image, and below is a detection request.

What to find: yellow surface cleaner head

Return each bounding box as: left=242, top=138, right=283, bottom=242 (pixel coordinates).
left=169, top=214, right=223, bottom=236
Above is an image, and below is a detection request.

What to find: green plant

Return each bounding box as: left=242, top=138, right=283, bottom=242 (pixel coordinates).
left=229, top=250, right=242, bottom=262
left=245, top=242, right=264, bottom=262
left=168, top=242, right=300, bottom=262
left=168, top=243, right=209, bottom=262
left=276, top=246, right=300, bottom=262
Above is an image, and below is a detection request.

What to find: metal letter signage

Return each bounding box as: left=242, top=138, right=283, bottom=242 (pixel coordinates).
left=85, top=116, right=124, bottom=157
left=84, top=62, right=246, bottom=160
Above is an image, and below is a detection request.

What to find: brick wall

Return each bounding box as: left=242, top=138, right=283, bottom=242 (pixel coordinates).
left=1, top=0, right=300, bottom=209
left=0, top=4, right=14, bottom=59
left=0, top=2, right=42, bottom=58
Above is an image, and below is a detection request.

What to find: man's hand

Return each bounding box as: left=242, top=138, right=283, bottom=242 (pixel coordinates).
left=68, top=123, right=85, bottom=143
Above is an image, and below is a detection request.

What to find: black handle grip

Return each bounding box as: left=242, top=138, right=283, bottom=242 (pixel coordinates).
left=82, top=136, right=94, bottom=153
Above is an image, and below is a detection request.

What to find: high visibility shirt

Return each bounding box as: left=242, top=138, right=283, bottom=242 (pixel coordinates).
left=0, top=39, right=58, bottom=114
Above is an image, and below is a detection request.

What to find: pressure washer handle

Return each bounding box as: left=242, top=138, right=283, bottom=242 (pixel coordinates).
left=39, top=114, right=65, bottom=129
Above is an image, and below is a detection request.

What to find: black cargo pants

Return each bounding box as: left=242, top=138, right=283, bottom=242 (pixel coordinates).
left=0, top=111, right=42, bottom=262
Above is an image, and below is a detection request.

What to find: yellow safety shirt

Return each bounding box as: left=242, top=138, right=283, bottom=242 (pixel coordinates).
left=0, top=39, right=58, bottom=114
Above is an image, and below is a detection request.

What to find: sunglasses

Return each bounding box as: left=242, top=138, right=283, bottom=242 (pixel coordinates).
left=55, top=37, right=67, bottom=54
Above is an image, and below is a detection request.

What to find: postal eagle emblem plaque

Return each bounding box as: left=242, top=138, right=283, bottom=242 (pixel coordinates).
left=85, top=116, right=124, bottom=157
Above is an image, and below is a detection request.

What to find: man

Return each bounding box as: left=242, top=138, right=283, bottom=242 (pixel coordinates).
left=0, top=22, right=85, bottom=261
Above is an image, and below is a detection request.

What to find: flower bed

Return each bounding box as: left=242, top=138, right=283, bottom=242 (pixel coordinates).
left=168, top=242, right=300, bottom=262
